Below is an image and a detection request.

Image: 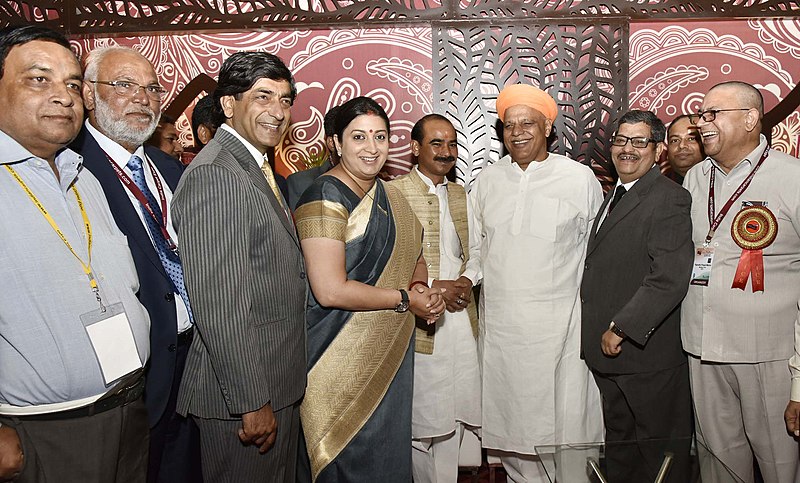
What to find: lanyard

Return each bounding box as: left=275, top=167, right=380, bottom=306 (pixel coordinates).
left=5, top=164, right=105, bottom=309
left=705, top=147, right=770, bottom=245
left=106, top=153, right=177, bottom=252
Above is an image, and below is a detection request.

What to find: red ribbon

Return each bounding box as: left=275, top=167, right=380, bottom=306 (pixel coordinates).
left=732, top=249, right=765, bottom=292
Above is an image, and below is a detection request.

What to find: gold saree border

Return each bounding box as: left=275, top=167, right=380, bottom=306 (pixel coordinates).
left=295, top=199, right=349, bottom=241
left=344, top=182, right=378, bottom=244
left=301, top=184, right=422, bottom=480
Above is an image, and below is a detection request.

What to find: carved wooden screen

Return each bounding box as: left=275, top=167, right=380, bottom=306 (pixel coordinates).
left=435, top=20, right=626, bottom=187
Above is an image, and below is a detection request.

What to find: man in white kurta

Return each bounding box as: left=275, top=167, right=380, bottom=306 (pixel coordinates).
left=390, top=114, right=482, bottom=482
left=466, top=84, right=604, bottom=482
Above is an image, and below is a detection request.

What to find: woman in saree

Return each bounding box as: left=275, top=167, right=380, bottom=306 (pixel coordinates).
left=294, top=96, right=446, bottom=482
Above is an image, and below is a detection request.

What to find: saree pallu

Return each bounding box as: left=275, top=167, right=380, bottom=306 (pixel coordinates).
left=295, top=177, right=423, bottom=482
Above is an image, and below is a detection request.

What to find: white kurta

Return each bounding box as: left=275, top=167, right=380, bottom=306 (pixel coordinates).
left=412, top=171, right=482, bottom=439
left=465, top=153, right=604, bottom=454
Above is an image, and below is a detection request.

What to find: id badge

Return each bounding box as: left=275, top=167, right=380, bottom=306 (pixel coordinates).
left=81, top=302, right=143, bottom=386
left=690, top=246, right=715, bottom=286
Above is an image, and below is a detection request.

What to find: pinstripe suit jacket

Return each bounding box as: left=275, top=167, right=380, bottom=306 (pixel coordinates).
left=172, top=128, right=307, bottom=419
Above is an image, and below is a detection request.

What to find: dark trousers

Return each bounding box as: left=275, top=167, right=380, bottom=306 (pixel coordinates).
left=593, top=363, right=693, bottom=483
left=194, top=401, right=301, bottom=483
left=147, top=329, right=202, bottom=483
left=1, top=397, right=149, bottom=483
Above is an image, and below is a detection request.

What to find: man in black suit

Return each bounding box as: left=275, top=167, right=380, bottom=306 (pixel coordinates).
left=580, top=110, right=694, bottom=482
left=75, top=46, right=201, bottom=483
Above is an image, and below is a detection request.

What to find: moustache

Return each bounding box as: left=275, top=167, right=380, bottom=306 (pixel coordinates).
left=434, top=156, right=456, bottom=163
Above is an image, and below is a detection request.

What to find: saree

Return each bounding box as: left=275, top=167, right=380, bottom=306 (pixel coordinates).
left=294, top=176, right=423, bottom=482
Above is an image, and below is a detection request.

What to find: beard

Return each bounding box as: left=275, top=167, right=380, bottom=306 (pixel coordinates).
left=93, top=93, right=159, bottom=148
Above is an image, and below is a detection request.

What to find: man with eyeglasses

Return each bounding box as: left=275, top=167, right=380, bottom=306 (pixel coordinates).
left=0, top=27, right=151, bottom=482
left=467, top=84, right=603, bottom=482
left=73, top=46, right=201, bottom=483
left=665, top=114, right=704, bottom=184
left=682, top=81, right=800, bottom=483
left=581, top=110, right=694, bottom=482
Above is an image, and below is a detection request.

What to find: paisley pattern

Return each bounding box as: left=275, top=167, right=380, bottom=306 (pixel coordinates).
left=70, top=18, right=800, bottom=181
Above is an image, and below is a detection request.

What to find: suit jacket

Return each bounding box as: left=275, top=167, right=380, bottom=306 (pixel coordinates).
left=74, top=128, right=186, bottom=427
left=172, top=128, right=307, bottom=419
left=286, top=159, right=332, bottom=211
left=581, top=166, right=693, bottom=374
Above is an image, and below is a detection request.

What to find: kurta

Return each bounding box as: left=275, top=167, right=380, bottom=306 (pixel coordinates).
left=466, top=153, right=604, bottom=453
left=391, top=167, right=482, bottom=439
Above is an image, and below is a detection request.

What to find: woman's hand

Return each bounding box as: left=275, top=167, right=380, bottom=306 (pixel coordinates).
left=408, top=285, right=446, bottom=324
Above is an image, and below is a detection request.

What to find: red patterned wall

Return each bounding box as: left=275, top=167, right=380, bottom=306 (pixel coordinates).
left=71, top=18, right=800, bottom=179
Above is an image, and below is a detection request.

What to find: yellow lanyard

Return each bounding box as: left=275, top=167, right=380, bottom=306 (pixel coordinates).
left=5, top=164, right=103, bottom=307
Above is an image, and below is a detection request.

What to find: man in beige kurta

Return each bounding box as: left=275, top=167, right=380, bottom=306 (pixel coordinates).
left=465, top=84, right=604, bottom=482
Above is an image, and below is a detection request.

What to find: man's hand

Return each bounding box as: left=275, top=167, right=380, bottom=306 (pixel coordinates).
left=0, top=425, right=23, bottom=482
left=785, top=400, right=800, bottom=438
left=601, top=330, right=623, bottom=357
left=238, top=403, right=277, bottom=454
left=432, top=277, right=470, bottom=313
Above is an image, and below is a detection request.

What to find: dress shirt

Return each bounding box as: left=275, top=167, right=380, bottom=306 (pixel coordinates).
left=0, top=130, right=150, bottom=410
left=681, top=135, right=800, bottom=400
left=85, top=121, right=191, bottom=333
left=596, top=175, right=644, bottom=231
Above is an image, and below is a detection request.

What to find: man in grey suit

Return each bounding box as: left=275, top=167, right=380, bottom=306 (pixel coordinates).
left=581, top=110, right=694, bottom=482
left=172, top=52, right=307, bottom=483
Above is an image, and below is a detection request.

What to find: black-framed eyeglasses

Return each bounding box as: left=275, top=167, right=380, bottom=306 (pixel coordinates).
left=610, top=135, right=657, bottom=148
left=89, top=80, right=167, bottom=101
left=688, top=108, right=751, bottom=124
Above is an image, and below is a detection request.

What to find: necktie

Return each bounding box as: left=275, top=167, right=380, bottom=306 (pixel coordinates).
left=127, top=155, right=193, bottom=323
left=609, top=185, right=627, bottom=213
left=260, top=160, right=286, bottom=209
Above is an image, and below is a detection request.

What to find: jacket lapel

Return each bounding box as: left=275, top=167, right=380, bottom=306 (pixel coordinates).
left=590, top=166, right=661, bottom=252
left=215, top=129, right=299, bottom=246
left=78, top=131, right=169, bottom=278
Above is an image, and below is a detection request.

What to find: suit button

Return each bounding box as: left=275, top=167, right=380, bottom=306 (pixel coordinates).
left=300, top=271, right=306, bottom=279
left=165, top=293, right=174, bottom=302
left=168, top=344, right=176, bottom=352
left=584, top=263, right=589, bottom=270
left=581, top=298, right=585, bottom=304
left=428, top=220, right=434, bottom=225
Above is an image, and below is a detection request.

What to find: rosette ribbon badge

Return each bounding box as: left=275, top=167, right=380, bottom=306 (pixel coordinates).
left=730, top=205, right=778, bottom=292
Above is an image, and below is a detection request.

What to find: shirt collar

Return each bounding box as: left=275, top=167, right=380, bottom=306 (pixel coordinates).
left=0, top=129, right=83, bottom=183
left=414, top=166, right=447, bottom=194
left=701, top=134, right=767, bottom=176
left=85, top=120, right=147, bottom=169
left=614, top=163, right=655, bottom=191
left=220, top=123, right=265, bottom=167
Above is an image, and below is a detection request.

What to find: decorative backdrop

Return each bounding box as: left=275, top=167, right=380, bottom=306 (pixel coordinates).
left=70, top=18, right=800, bottom=188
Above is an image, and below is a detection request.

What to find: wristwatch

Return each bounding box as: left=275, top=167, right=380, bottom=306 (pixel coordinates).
left=395, top=289, right=410, bottom=313
left=609, top=321, right=626, bottom=339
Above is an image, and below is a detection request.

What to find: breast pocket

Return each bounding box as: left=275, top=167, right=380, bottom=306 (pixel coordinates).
left=527, top=196, right=558, bottom=241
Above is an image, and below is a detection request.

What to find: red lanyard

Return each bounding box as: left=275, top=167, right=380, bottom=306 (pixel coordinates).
left=705, top=146, right=769, bottom=245
left=106, top=153, right=177, bottom=251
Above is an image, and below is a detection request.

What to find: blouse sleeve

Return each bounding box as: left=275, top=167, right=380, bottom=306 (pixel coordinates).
left=294, top=176, right=350, bottom=242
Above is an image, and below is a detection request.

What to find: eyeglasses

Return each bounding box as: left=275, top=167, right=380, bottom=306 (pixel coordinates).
left=688, top=108, right=751, bottom=124
left=89, top=80, right=166, bottom=101
left=610, top=135, right=657, bottom=148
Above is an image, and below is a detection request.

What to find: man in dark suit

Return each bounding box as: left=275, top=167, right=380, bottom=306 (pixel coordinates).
left=580, top=110, right=694, bottom=482
left=75, top=46, right=201, bottom=483
left=172, top=51, right=307, bottom=483
left=286, top=104, right=340, bottom=211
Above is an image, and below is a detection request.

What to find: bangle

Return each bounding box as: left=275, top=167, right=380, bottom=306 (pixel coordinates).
left=409, top=280, right=429, bottom=290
